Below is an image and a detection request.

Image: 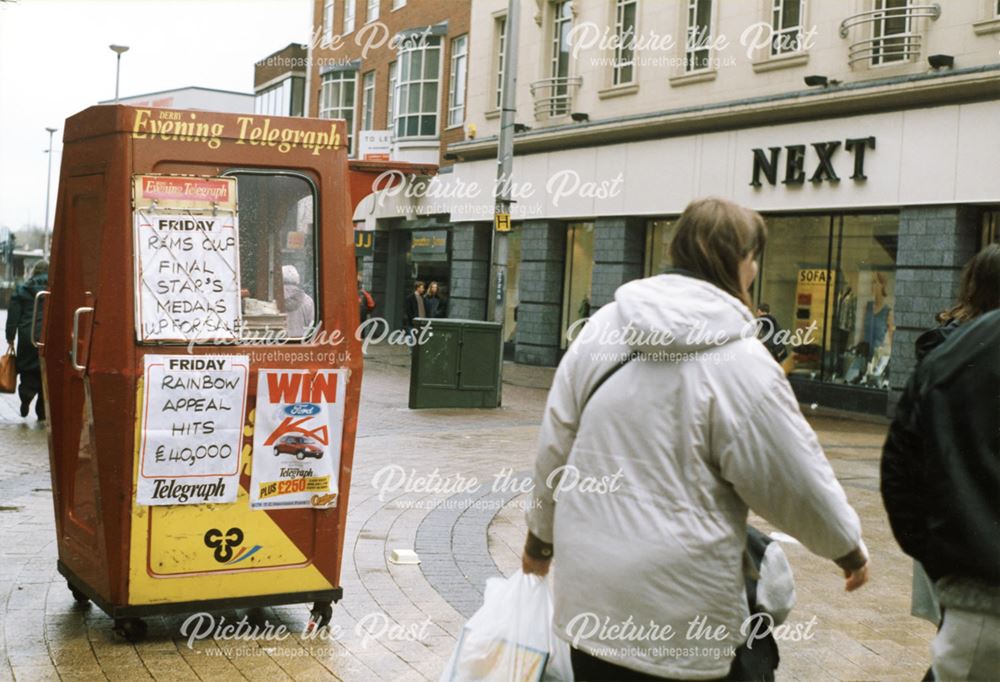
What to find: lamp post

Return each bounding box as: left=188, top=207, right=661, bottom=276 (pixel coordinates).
left=43, top=127, right=57, bottom=258
left=109, top=44, right=129, bottom=103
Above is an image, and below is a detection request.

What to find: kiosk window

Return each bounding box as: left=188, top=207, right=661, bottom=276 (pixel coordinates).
left=232, top=172, right=318, bottom=341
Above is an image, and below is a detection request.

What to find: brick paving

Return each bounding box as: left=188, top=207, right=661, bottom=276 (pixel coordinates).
left=0, top=331, right=935, bottom=681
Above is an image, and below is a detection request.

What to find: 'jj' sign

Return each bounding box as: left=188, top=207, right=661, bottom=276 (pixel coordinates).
left=750, top=136, right=876, bottom=187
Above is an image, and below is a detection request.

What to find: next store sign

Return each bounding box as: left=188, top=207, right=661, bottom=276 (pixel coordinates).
left=750, top=136, right=876, bottom=187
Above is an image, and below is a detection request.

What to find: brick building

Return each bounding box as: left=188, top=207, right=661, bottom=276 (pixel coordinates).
left=309, top=0, right=471, bottom=328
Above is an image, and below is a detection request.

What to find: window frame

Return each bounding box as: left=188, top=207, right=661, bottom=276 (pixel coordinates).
left=548, top=0, right=574, bottom=116
left=392, top=0, right=406, bottom=8
left=770, top=0, right=805, bottom=56
left=395, top=34, right=443, bottom=139
left=319, top=70, right=359, bottom=156
left=684, top=0, right=714, bottom=73
left=323, top=0, right=335, bottom=44
left=361, top=70, right=376, bottom=130
left=219, top=168, right=321, bottom=344
left=343, top=0, right=356, bottom=34
left=612, top=0, right=638, bottom=86
left=367, top=0, right=380, bottom=23
left=494, top=15, right=507, bottom=111
left=387, top=60, right=398, bottom=130
left=870, top=0, right=912, bottom=66
left=448, top=34, right=468, bottom=129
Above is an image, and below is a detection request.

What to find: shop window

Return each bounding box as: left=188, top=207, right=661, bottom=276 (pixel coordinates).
left=644, top=219, right=679, bottom=276
left=228, top=172, right=318, bottom=341
left=981, top=209, right=1000, bottom=247
left=562, top=222, right=595, bottom=348
left=612, top=0, right=638, bottom=86
left=505, top=228, right=521, bottom=347
left=771, top=0, right=804, bottom=55
left=757, top=213, right=898, bottom=390
left=396, top=35, right=442, bottom=138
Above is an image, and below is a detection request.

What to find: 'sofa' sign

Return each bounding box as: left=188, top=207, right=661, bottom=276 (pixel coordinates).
left=750, top=137, right=876, bottom=187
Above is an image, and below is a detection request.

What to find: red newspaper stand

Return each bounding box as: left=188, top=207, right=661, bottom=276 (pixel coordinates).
left=38, top=105, right=366, bottom=641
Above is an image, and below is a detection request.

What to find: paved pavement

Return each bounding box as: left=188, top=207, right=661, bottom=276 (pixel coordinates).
left=0, top=336, right=935, bottom=681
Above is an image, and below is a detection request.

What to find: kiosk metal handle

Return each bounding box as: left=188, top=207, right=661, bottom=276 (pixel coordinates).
left=30, top=290, right=50, bottom=348
left=71, top=306, right=93, bottom=372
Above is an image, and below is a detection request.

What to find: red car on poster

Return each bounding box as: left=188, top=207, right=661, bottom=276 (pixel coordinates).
left=272, top=435, right=324, bottom=460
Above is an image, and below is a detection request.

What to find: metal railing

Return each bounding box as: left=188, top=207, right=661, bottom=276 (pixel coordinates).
left=529, top=76, right=582, bottom=119
left=840, top=3, right=941, bottom=66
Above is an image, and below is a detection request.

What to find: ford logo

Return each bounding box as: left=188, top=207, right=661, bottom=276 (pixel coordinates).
left=285, top=403, right=321, bottom=417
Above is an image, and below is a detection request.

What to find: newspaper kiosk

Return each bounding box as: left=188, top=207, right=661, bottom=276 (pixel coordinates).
left=38, top=105, right=364, bottom=641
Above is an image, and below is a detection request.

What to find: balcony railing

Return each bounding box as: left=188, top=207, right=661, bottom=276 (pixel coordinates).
left=840, top=3, right=941, bottom=66
left=529, top=77, right=582, bottom=120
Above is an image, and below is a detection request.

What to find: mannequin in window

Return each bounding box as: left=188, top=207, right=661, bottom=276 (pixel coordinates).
left=861, top=272, right=895, bottom=359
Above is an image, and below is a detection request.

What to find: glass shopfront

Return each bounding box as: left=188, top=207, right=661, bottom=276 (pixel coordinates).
left=759, top=213, right=899, bottom=392
left=561, top=222, right=595, bottom=348
left=644, top=219, right=678, bottom=276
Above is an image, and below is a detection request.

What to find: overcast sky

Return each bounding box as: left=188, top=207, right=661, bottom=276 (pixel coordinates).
left=0, top=0, right=312, bottom=232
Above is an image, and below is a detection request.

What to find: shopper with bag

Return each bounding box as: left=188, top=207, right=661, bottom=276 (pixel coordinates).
left=5, top=260, right=48, bottom=420
left=522, top=198, right=869, bottom=681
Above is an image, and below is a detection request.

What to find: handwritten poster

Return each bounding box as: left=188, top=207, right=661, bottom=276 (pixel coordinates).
left=132, top=174, right=241, bottom=343
left=137, top=355, right=249, bottom=506
left=250, top=369, right=347, bottom=510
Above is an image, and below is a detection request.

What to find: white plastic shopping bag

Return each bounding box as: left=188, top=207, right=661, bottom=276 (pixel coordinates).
left=440, top=570, right=573, bottom=682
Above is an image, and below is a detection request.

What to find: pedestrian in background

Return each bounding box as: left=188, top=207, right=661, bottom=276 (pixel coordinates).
left=424, top=281, right=446, bottom=319
left=282, top=265, right=314, bottom=338
left=882, top=243, right=1000, bottom=680
left=755, top=302, right=788, bottom=363
left=404, top=280, right=426, bottom=337
left=5, top=260, right=48, bottom=421
left=522, top=197, right=869, bottom=681
left=358, top=274, right=375, bottom=324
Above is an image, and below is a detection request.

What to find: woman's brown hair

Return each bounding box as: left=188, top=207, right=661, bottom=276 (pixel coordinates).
left=669, top=197, right=767, bottom=308
left=941, top=243, right=1000, bottom=322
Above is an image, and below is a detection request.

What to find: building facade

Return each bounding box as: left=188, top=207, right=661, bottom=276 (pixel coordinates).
left=309, top=0, right=472, bottom=328
left=101, top=86, right=254, bottom=112
left=254, top=43, right=308, bottom=117
left=441, top=0, right=1000, bottom=415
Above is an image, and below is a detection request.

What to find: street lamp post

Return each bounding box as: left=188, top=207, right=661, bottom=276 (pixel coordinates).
left=109, top=44, right=129, bottom=103
left=488, top=0, right=521, bottom=403
left=43, top=127, right=57, bottom=258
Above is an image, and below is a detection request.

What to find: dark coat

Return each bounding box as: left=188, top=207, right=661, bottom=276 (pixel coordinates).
left=5, top=273, right=47, bottom=373
left=881, top=309, right=1000, bottom=583
left=404, top=292, right=425, bottom=327
left=424, top=295, right=445, bottom=319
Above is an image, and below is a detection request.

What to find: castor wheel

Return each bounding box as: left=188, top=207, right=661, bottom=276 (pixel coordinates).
left=67, top=583, right=89, bottom=606
left=306, top=601, right=333, bottom=632
left=113, top=617, right=148, bottom=643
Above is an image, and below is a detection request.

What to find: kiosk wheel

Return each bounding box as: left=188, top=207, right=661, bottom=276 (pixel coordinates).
left=307, top=601, right=333, bottom=631
left=114, top=617, right=148, bottom=643
left=67, top=583, right=89, bottom=606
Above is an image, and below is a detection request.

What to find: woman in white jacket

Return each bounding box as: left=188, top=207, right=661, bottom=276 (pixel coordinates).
left=522, top=198, right=869, bottom=681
